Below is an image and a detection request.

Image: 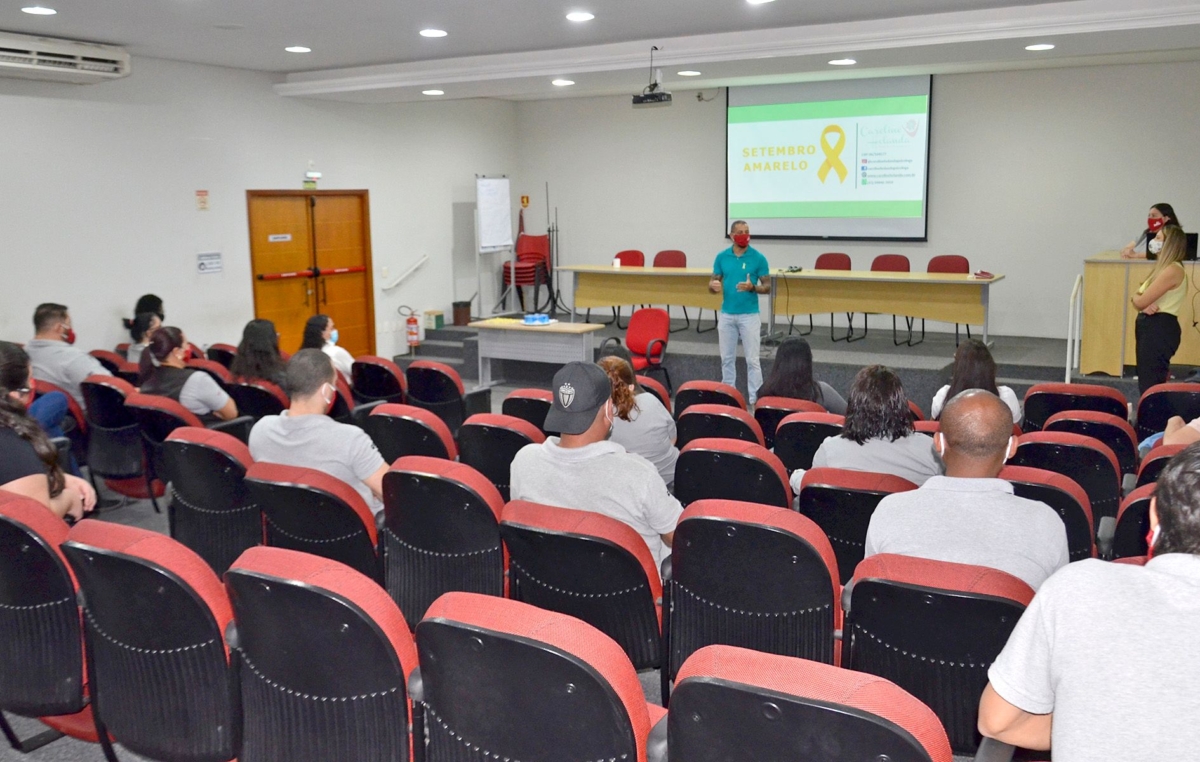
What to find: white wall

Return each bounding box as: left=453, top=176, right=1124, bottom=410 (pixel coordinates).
left=0, top=57, right=517, bottom=354
left=514, top=61, right=1200, bottom=338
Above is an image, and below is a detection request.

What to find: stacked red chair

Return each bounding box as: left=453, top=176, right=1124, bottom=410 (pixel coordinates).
left=500, top=501, right=663, bottom=670
left=364, top=403, right=458, bottom=462
left=61, top=521, right=239, bottom=762
left=502, top=233, right=552, bottom=312
left=415, top=592, right=667, bottom=762
left=225, top=547, right=421, bottom=762
left=843, top=554, right=1033, bottom=755
left=796, top=468, right=918, bottom=584
left=664, top=645, right=953, bottom=762
left=661, top=500, right=840, bottom=706
left=381, top=456, right=506, bottom=629
left=675, top=439, right=793, bottom=509
left=244, top=462, right=381, bottom=582
left=162, top=428, right=259, bottom=574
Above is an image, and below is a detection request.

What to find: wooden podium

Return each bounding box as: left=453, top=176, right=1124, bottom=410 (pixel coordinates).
left=1080, top=251, right=1200, bottom=376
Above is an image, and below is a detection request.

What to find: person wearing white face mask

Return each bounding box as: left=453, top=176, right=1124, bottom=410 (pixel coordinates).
left=510, top=361, right=684, bottom=568
left=1121, top=202, right=1182, bottom=259
left=301, top=313, right=354, bottom=382
left=864, top=389, right=1068, bottom=591
left=249, top=349, right=388, bottom=514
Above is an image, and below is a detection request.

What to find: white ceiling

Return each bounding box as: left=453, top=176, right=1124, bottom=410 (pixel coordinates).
left=4, top=0, right=1200, bottom=102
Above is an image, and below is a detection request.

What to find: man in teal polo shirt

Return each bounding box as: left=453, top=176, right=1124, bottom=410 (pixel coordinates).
left=708, top=220, right=770, bottom=405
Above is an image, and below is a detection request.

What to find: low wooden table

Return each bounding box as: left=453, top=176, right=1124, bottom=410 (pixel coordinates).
left=469, top=318, right=606, bottom=388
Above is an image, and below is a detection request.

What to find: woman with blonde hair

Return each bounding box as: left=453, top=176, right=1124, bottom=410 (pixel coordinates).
left=598, top=355, right=678, bottom=488
left=1131, top=225, right=1189, bottom=394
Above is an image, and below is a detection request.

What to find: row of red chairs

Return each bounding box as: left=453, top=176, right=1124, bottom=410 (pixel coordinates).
left=0, top=485, right=965, bottom=761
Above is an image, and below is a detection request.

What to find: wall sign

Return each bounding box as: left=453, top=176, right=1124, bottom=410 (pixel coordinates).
left=197, top=252, right=222, bottom=274
left=268, top=233, right=292, bottom=243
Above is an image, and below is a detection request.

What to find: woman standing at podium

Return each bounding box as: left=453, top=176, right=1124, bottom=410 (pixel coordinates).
left=1131, top=226, right=1188, bottom=393
left=1121, top=203, right=1181, bottom=259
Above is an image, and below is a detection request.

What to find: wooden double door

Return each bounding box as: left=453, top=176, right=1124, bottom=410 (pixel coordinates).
left=247, top=190, right=375, bottom=358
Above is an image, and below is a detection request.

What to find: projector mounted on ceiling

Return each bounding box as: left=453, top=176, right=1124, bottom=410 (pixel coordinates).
left=633, top=45, right=671, bottom=108
left=0, top=31, right=131, bottom=84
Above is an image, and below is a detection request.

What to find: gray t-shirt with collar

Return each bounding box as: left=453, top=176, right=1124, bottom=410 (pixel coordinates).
left=510, top=437, right=684, bottom=569
left=864, top=475, right=1069, bottom=590
left=811, top=432, right=943, bottom=486
left=25, top=339, right=110, bottom=409
left=249, top=411, right=386, bottom=515
left=988, top=554, right=1200, bottom=761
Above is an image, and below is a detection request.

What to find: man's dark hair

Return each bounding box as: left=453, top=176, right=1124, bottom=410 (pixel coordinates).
left=842, top=365, right=913, bottom=444
left=286, top=348, right=335, bottom=399
left=33, top=303, right=68, bottom=333
left=730, top=219, right=748, bottom=233
left=940, top=389, right=1011, bottom=459
left=1151, top=442, right=1200, bottom=556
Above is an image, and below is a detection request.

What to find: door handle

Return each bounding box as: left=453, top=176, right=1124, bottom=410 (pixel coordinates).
left=304, top=286, right=312, bottom=306
left=320, top=278, right=328, bottom=304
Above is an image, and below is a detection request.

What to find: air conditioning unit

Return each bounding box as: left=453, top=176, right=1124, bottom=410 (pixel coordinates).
left=0, top=32, right=130, bottom=84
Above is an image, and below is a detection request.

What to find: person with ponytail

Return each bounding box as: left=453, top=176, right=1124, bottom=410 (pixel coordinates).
left=139, top=327, right=238, bottom=421
left=598, top=355, right=678, bottom=488
left=0, top=341, right=96, bottom=519
left=1130, top=225, right=1189, bottom=394
left=124, top=311, right=162, bottom=365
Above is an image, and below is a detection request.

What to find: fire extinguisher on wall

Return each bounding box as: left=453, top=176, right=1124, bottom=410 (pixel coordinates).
left=399, top=305, right=421, bottom=351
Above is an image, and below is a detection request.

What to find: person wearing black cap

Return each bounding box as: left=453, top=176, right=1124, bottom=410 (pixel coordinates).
left=510, top=361, right=684, bottom=568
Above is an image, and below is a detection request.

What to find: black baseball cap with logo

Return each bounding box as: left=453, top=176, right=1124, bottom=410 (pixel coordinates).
left=543, top=361, right=612, bottom=435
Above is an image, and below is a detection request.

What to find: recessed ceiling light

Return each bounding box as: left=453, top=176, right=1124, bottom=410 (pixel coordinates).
left=21, top=6, right=57, bottom=14
left=1025, top=43, right=1055, bottom=51
left=566, top=11, right=595, bottom=22
left=828, top=58, right=857, bottom=66
left=678, top=70, right=702, bottom=76
left=747, top=0, right=776, bottom=4
left=284, top=46, right=311, bottom=53
left=552, top=79, right=575, bottom=87
left=422, top=89, right=444, bottom=96
left=420, top=28, right=448, bottom=38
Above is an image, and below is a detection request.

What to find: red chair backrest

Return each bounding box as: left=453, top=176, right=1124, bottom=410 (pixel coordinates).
left=187, top=359, right=233, bottom=386
left=516, top=234, right=551, bottom=267
left=637, top=375, right=672, bottom=413
left=678, top=403, right=765, bottom=448
left=615, top=250, right=645, bottom=266
left=653, top=250, right=687, bottom=268
left=1137, top=442, right=1185, bottom=487
left=814, top=252, right=851, bottom=270
left=871, top=254, right=910, bottom=273
left=32, top=379, right=87, bottom=435
left=675, top=381, right=746, bottom=415
left=625, top=308, right=670, bottom=357
left=927, top=255, right=969, bottom=274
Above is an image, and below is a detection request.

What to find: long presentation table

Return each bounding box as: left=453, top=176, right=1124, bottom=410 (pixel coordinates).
left=560, top=265, right=1003, bottom=343
left=1081, top=251, right=1200, bottom=376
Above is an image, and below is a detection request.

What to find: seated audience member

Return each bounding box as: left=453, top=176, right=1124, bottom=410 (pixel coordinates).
left=598, top=355, right=678, bottom=488
left=0, top=342, right=96, bottom=520
left=1162, top=414, right=1200, bottom=447
left=979, top=443, right=1200, bottom=759
left=865, top=389, right=1068, bottom=590
left=807, top=365, right=942, bottom=487
left=124, top=311, right=161, bottom=365
left=139, top=327, right=238, bottom=422
left=24, top=302, right=111, bottom=408
left=510, top=361, right=684, bottom=567
left=931, top=339, right=1021, bottom=422
left=757, top=336, right=847, bottom=414
left=125, top=294, right=165, bottom=326
left=249, top=349, right=387, bottom=514
left=301, top=313, right=353, bottom=380
left=230, top=319, right=288, bottom=387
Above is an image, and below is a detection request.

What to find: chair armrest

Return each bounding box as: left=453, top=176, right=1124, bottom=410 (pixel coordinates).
left=972, top=737, right=1016, bottom=762
left=50, top=437, right=71, bottom=468
left=1096, top=516, right=1117, bottom=560
left=646, top=338, right=667, bottom=363
left=209, top=416, right=254, bottom=443
left=660, top=556, right=672, bottom=583
left=598, top=337, right=622, bottom=356
left=646, top=713, right=669, bottom=762
left=1121, top=472, right=1137, bottom=495
left=407, top=667, right=425, bottom=703
left=350, top=400, right=385, bottom=428
left=464, top=388, right=493, bottom=418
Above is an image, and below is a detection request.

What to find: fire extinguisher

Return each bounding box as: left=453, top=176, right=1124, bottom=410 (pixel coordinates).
left=399, top=306, right=420, bottom=349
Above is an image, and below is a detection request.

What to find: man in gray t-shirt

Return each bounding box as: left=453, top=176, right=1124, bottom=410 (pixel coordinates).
left=979, top=443, right=1200, bottom=760
left=249, top=349, right=387, bottom=514
left=864, top=389, right=1068, bottom=590
left=25, top=303, right=110, bottom=408
left=511, top=362, right=683, bottom=568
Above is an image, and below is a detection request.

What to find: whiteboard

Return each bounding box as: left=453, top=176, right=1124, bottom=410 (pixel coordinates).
left=476, top=177, right=514, bottom=251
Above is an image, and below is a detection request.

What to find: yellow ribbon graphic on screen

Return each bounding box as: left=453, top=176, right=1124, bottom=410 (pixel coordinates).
left=817, top=125, right=848, bottom=184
